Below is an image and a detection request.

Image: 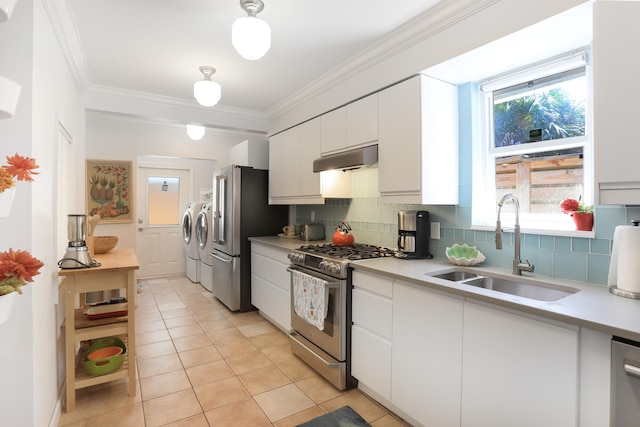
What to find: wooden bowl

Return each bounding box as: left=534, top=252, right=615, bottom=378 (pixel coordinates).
left=93, top=236, right=118, bottom=254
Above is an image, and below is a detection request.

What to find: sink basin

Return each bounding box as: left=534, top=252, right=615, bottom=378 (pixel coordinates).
left=427, top=269, right=579, bottom=302
left=433, top=271, right=478, bottom=281
left=463, top=276, right=578, bottom=302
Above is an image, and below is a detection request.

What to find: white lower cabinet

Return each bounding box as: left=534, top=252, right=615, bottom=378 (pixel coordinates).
left=250, top=242, right=291, bottom=331
left=351, top=271, right=393, bottom=401
left=461, top=301, right=579, bottom=427
left=392, top=280, right=464, bottom=427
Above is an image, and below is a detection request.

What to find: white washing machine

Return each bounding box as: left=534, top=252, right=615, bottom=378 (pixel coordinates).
left=182, top=202, right=203, bottom=283
left=195, top=203, right=214, bottom=292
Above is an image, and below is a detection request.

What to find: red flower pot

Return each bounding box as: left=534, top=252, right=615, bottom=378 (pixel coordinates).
left=572, top=212, right=594, bottom=231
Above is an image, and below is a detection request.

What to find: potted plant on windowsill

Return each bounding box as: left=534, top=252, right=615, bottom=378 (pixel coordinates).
left=560, top=197, right=594, bottom=231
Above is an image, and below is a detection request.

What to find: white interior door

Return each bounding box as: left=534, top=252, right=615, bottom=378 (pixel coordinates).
left=136, top=167, right=190, bottom=277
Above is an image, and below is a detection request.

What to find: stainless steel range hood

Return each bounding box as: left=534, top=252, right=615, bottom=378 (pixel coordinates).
left=313, top=145, right=378, bottom=173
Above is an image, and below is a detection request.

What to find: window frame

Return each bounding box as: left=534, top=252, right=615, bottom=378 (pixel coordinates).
left=471, top=49, right=594, bottom=237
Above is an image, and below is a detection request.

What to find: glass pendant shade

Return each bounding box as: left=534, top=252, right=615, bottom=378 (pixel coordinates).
left=186, top=124, right=205, bottom=140
left=232, top=16, right=271, bottom=60
left=193, top=79, right=221, bottom=107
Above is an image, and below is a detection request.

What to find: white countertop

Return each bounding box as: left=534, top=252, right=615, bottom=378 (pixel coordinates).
left=249, top=236, right=640, bottom=342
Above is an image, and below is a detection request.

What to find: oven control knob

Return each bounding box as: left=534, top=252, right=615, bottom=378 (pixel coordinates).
left=332, top=264, right=341, bottom=274
left=319, top=261, right=328, bottom=271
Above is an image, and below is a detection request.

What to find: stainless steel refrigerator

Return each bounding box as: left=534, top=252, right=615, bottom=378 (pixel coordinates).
left=210, top=165, right=288, bottom=311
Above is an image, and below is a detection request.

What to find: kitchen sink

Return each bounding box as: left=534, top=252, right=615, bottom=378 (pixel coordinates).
left=428, top=269, right=579, bottom=302
left=433, top=271, right=478, bottom=281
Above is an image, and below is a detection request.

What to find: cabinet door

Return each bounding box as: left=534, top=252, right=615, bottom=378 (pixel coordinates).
left=594, top=1, right=640, bottom=204
left=378, top=76, right=422, bottom=197
left=268, top=131, right=287, bottom=199
left=299, top=117, right=322, bottom=198
left=351, top=325, right=391, bottom=401
left=320, top=107, right=347, bottom=154
left=351, top=271, right=393, bottom=401
left=461, top=301, right=578, bottom=427
left=347, top=94, right=378, bottom=147
left=392, top=281, right=463, bottom=427
left=250, top=243, right=291, bottom=330
left=378, top=75, right=458, bottom=205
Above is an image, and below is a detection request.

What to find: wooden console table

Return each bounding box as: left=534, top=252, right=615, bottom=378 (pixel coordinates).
left=58, top=248, right=139, bottom=412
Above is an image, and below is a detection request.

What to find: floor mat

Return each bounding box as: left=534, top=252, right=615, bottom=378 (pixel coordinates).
left=297, top=405, right=371, bottom=427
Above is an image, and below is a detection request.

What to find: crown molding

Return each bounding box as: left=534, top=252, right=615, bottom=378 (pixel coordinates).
left=265, top=0, right=499, bottom=121
left=85, top=109, right=266, bottom=140
left=42, top=0, right=91, bottom=92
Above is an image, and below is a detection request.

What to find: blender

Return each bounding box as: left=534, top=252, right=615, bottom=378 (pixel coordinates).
left=58, top=214, right=100, bottom=269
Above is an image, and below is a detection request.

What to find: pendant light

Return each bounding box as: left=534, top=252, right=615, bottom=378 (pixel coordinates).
left=193, top=66, right=221, bottom=107
left=232, top=0, right=271, bottom=60
left=186, top=124, right=205, bottom=140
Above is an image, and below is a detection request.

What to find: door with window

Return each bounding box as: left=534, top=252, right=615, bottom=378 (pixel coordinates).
left=136, top=167, right=190, bottom=277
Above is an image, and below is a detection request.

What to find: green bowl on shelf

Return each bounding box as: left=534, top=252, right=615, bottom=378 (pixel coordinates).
left=82, top=336, right=127, bottom=375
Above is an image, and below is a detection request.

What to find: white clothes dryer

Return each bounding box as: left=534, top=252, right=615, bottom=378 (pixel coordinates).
left=195, top=203, right=213, bottom=292
left=182, top=202, right=203, bottom=283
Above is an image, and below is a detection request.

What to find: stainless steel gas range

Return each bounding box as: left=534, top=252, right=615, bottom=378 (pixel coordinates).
left=287, top=243, right=397, bottom=390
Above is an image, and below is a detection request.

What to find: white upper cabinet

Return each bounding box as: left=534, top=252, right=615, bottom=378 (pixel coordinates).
left=594, top=1, right=640, bottom=204
left=321, top=93, right=378, bottom=155
left=378, top=75, right=459, bottom=205
left=268, top=117, right=323, bottom=204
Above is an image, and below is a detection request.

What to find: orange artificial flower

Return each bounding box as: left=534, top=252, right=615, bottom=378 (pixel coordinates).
left=3, top=153, right=39, bottom=182
left=0, top=249, right=44, bottom=295
left=0, top=168, right=13, bottom=192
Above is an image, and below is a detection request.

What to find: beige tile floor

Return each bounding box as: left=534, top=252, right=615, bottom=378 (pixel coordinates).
left=58, top=275, right=410, bottom=427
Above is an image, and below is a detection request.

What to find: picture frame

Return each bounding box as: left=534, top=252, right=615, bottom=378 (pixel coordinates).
left=86, top=159, right=133, bottom=223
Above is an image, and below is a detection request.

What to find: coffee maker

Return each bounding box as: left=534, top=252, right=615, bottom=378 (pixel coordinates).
left=397, top=210, right=432, bottom=259
left=58, top=214, right=100, bottom=269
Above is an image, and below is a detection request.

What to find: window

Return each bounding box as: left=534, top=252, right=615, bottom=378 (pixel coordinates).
left=472, top=50, right=593, bottom=234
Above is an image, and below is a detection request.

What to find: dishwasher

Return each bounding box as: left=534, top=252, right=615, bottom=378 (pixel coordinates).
left=611, top=337, right=640, bottom=426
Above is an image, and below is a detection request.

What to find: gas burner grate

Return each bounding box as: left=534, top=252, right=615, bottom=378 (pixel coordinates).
left=298, top=243, right=397, bottom=260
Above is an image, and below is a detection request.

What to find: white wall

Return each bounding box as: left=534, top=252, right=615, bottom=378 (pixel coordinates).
left=32, top=2, right=86, bottom=426
left=85, top=115, right=224, bottom=252
left=0, top=0, right=36, bottom=425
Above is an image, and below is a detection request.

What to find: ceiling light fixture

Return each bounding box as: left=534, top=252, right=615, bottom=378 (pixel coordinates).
left=186, top=124, right=205, bottom=140
left=232, top=0, right=271, bottom=60
left=193, top=66, right=221, bottom=107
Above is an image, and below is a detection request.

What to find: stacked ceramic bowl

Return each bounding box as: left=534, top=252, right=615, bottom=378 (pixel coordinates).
left=82, top=336, right=127, bottom=375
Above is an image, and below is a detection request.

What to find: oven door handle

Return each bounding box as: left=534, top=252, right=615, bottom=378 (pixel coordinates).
left=287, top=267, right=341, bottom=289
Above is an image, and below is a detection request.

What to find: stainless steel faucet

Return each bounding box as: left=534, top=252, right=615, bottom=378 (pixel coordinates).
left=496, top=194, right=534, bottom=276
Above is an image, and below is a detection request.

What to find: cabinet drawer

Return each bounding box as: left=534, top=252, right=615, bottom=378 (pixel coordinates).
left=251, top=242, right=289, bottom=262
left=352, top=325, right=392, bottom=401
left=352, top=288, right=392, bottom=340
left=352, top=270, right=392, bottom=298
left=251, top=253, right=289, bottom=292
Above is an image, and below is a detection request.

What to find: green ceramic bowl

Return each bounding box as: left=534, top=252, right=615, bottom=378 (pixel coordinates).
left=82, top=336, right=127, bottom=375
left=446, top=243, right=486, bottom=266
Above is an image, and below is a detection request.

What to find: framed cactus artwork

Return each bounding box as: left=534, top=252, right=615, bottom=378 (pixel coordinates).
left=86, top=160, right=132, bottom=223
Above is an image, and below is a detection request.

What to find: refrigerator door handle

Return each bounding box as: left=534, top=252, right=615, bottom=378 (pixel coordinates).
left=214, top=174, right=227, bottom=244
left=210, top=251, right=232, bottom=263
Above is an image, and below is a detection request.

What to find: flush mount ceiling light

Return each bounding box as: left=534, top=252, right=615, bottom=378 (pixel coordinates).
left=193, top=66, right=221, bottom=107
left=232, top=0, right=271, bottom=60
left=186, top=124, right=205, bottom=140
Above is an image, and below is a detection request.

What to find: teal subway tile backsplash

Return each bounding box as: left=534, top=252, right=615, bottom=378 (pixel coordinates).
left=294, top=82, right=631, bottom=286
